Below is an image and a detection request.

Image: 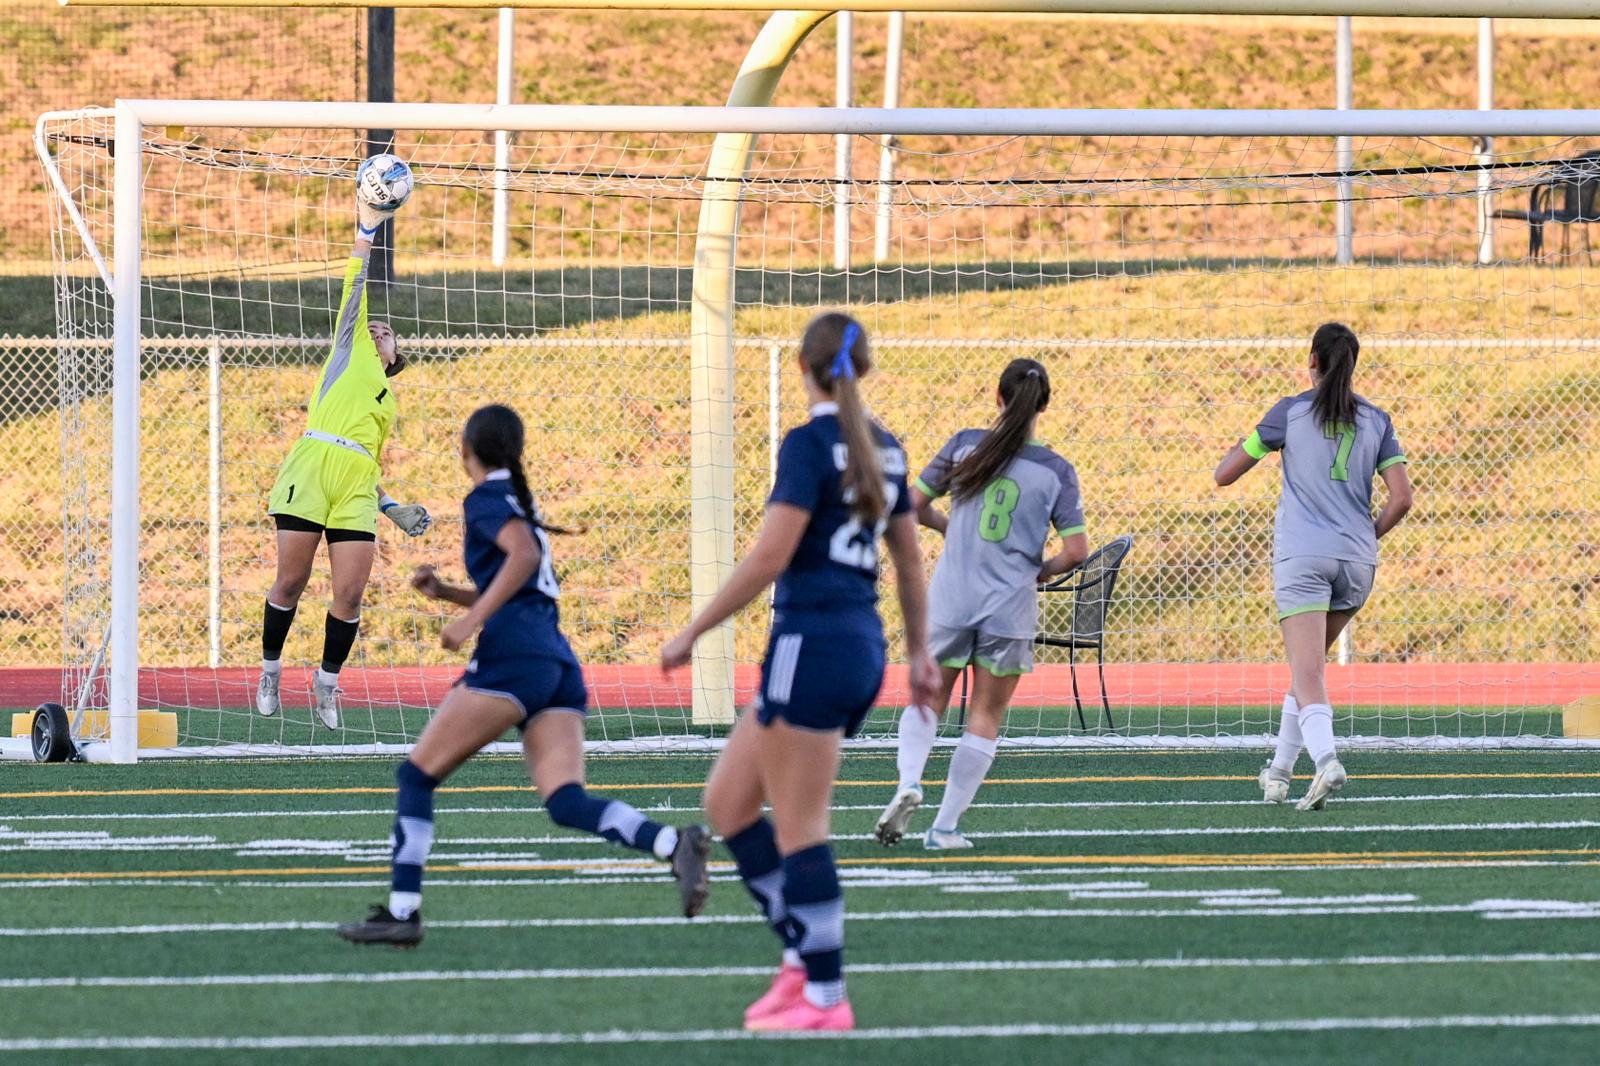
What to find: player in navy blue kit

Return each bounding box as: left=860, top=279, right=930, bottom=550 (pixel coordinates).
left=661, top=313, right=939, bottom=1031
left=339, top=404, right=710, bottom=946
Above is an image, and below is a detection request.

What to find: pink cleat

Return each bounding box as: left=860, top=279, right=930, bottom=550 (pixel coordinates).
left=743, top=964, right=806, bottom=1026
left=745, top=996, right=855, bottom=1032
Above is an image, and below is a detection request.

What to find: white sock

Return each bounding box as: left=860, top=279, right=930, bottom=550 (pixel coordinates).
left=1270, top=693, right=1301, bottom=774
left=803, top=979, right=846, bottom=1009
left=932, top=732, right=998, bottom=833
left=651, top=825, right=679, bottom=861
left=895, top=705, right=937, bottom=791
left=782, top=947, right=802, bottom=969
left=261, top=658, right=282, bottom=677
left=388, top=890, right=421, bottom=920
left=1299, top=704, right=1338, bottom=767
left=316, top=667, right=340, bottom=688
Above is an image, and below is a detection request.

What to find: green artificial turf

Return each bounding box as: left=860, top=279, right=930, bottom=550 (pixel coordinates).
left=0, top=750, right=1596, bottom=1063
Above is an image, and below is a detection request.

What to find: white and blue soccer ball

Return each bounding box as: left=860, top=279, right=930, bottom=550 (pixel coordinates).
left=356, top=154, right=414, bottom=212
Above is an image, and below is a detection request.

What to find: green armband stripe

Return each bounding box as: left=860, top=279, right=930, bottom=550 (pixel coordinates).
left=1376, top=455, right=1408, bottom=472
left=913, top=476, right=944, bottom=499
left=1242, top=430, right=1271, bottom=460
left=1056, top=524, right=1086, bottom=536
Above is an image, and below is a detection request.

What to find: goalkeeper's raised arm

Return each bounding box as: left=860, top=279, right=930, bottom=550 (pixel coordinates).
left=257, top=157, right=429, bottom=731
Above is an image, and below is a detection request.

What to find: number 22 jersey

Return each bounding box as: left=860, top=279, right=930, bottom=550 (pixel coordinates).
left=766, top=403, right=912, bottom=620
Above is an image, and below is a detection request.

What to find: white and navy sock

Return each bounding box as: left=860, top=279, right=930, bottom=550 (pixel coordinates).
left=1270, top=693, right=1301, bottom=774
left=544, top=782, right=675, bottom=858
left=1299, top=703, right=1339, bottom=767
left=932, top=732, right=998, bottom=833
left=724, top=817, right=797, bottom=952
left=783, top=843, right=845, bottom=1009
left=388, top=758, right=438, bottom=919
left=895, top=705, right=937, bottom=791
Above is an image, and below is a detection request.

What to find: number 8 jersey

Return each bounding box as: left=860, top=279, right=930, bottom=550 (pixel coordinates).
left=1243, top=390, right=1406, bottom=565
left=916, top=429, right=1085, bottom=641
left=768, top=402, right=911, bottom=615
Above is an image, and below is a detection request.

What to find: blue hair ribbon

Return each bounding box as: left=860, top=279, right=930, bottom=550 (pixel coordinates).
left=831, top=323, right=860, bottom=380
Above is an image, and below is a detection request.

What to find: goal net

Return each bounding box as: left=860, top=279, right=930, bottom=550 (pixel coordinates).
left=34, top=103, right=1600, bottom=758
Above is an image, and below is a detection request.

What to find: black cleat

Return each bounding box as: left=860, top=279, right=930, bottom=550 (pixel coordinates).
left=337, top=904, right=423, bottom=947
left=671, top=824, right=712, bottom=918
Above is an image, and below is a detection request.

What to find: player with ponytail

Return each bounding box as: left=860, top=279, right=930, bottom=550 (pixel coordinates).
left=1215, top=322, right=1413, bottom=811
left=662, top=312, right=939, bottom=1031
left=877, top=358, right=1089, bottom=850
left=338, top=403, right=710, bottom=947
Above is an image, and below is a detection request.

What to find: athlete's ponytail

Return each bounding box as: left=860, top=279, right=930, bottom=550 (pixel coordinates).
left=948, top=358, right=1050, bottom=501
left=801, top=312, right=885, bottom=525
left=1310, top=322, right=1359, bottom=429
left=462, top=403, right=571, bottom=534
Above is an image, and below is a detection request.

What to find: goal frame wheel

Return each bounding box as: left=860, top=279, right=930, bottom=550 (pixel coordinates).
left=31, top=702, right=76, bottom=763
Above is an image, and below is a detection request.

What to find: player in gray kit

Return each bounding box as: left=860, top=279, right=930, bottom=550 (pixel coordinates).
left=876, top=359, right=1088, bottom=849
left=1215, top=323, right=1413, bottom=811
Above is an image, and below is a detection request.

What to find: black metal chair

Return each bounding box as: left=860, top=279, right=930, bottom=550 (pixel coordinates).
left=1033, top=534, right=1134, bottom=732
left=957, top=534, right=1135, bottom=730
left=1493, top=149, right=1600, bottom=261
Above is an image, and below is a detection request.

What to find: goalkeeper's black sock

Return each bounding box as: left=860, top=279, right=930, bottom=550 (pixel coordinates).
left=320, top=612, right=360, bottom=675
left=262, top=599, right=297, bottom=663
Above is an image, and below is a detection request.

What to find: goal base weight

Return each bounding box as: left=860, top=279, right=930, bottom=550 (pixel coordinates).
left=11, top=708, right=179, bottom=751
left=1563, top=696, right=1600, bottom=739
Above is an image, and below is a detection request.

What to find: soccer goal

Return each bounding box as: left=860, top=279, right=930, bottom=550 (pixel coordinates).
left=31, top=99, right=1600, bottom=761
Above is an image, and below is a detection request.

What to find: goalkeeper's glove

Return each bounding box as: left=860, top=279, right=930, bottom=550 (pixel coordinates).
left=357, top=198, right=394, bottom=242
left=380, top=494, right=432, bottom=537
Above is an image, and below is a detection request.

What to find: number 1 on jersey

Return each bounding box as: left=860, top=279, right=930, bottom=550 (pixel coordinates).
left=979, top=477, right=1020, bottom=542
left=1323, top=422, right=1355, bottom=482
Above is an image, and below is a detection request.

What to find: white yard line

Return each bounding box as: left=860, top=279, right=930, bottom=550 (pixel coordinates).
left=7, top=899, right=1600, bottom=937
left=3, top=951, right=1598, bottom=991
left=0, top=818, right=1593, bottom=858
left=3, top=791, right=1595, bottom=824
left=4, top=1014, right=1600, bottom=1050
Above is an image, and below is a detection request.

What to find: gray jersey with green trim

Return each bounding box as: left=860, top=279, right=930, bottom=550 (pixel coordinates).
left=1246, top=390, right=1406, bottom=565
left=917, top=429, right=1085, bottom=639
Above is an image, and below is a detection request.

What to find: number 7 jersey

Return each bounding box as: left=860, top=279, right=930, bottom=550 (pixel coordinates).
left=1243, top=390, right=1407, bottom=565
left=916, top=429, right=1086, bottom=640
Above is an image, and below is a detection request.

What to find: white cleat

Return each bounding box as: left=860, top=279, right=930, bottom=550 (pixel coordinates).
left=1295, top=759, right=1347, bottom=812
left=923, top=827, right=974, bottom=851
left=1259, top=765, right=1291, bottom=805
left=311, top=674, right=342, bottom=730
left=874, top=786, right=924, bottom=846
left=256, top=671, right=281, bottom=718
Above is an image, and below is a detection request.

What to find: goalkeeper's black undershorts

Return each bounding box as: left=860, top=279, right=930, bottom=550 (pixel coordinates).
left=272, top=512, right=376, bottom=543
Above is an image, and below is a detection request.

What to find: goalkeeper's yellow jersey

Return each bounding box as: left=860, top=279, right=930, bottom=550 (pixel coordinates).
left=306, top=253, right=398, bottom=459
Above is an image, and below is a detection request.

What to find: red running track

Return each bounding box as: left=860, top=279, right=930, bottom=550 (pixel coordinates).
left=3, top=662, right=1594, bottom=710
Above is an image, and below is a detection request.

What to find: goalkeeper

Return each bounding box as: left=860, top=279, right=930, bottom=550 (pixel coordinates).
left=257, top=171, right=431, bottom=730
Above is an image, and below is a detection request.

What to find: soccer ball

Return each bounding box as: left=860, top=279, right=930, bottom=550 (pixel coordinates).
left=356, top=154, right=414, bottom=212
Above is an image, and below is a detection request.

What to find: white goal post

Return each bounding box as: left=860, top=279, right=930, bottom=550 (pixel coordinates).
left=36, top=99, right=1600, bottom=761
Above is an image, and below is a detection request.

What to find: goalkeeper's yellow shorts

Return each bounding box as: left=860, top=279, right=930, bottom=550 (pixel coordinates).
left=267, top=434, right=381, bottom=535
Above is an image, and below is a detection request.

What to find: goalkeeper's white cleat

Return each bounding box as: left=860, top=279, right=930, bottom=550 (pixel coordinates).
left=874, top=785, right=924, bottom=846
left=255, top=671, right=280, bottom=718
left=1295, top=759, right=1347, bottom=812
left=312, top=674, right=342, bottom=731
left=1259, top=765, right=1291, bottom=804
left=923, top=827, right=974, bottom=851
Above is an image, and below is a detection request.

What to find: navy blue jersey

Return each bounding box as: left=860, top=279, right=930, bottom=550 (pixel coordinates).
left=462, top=470, right=572, bottom=662
left=768, top=404, right=911, bottom=613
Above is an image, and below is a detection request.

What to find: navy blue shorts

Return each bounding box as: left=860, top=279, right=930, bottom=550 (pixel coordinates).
left=457, top=653, right=588, bottom=730
left=755, top=622, right=886, bottom=737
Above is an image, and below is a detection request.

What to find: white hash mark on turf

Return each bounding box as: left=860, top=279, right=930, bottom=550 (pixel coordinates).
left=4, top=952, right=1600, bottom=991
left=6, top=900, right=1600, bottom=937
left=3, top=1015, right=1600, bottom=1050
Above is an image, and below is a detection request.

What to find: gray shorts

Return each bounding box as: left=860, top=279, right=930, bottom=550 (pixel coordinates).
left=1273, top=557, right=1376, bottom=620
left=930, top=620, right=1033, bottom=677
